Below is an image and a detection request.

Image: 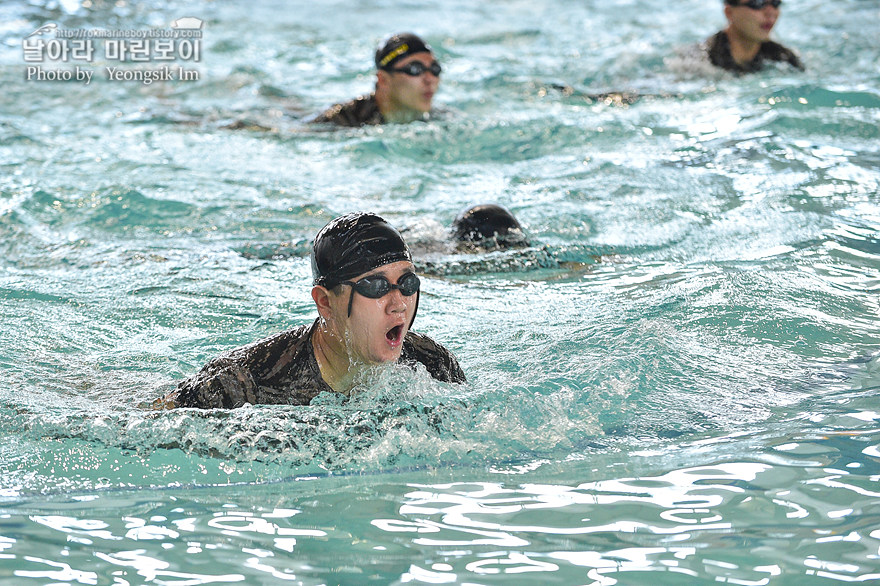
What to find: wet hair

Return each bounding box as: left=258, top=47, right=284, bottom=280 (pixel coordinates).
left=312, top=212, right=413, bottom=289
left=452, top=204, right=529, bottom=251
left=375, top=33, right=432, bottom=71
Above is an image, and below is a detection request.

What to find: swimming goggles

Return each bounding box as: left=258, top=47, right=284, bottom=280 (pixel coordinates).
left=731, top=0, right=781, bottom=9
left=388, top=61, right=442, bottom=77
left=341, top=272, right=420, bottom=315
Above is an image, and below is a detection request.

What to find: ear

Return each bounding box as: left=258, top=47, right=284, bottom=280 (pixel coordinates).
left=724, top=5, right=733, bottom=20
left=312, top=286, right=333, bottom=320
left=376, top=70, right=391, bottom=90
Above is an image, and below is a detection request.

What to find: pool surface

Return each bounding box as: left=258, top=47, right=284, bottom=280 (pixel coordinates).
left=2, top=0, right=879, bottom=583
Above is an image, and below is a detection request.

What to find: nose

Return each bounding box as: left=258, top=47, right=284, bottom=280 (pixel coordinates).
left=385, top=288, right=408, bottom=313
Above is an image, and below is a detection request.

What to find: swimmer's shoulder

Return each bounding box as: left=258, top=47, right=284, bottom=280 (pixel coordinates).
left=683, top=31, right=803, bottom=75
left=163, top=322, right=317, bottom=409
left=704, top=30, right=735, bottom=71
left=309, top=93, right=384, bottom=127
left=759, top=40, right=805, bottom=71
left=202, top=322, right=314, bottom=375
left=402, top=330, right=467, bottom=384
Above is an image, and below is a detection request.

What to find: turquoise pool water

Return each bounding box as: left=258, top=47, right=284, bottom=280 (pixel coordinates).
left=2, top=0, right=879, bottom=583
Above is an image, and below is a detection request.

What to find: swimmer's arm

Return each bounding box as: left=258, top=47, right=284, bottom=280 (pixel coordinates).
left=154, top=360, right=259, bottom=409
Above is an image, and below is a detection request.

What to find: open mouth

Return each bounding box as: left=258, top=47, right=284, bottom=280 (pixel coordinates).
left=386, top=324, right=404, bottom=344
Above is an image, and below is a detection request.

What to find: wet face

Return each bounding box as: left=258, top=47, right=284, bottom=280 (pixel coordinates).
left=384, top=53, right=440, bottom=115
left=726, top=0, right=780, bottom=44
left=326, top=260, right=419, bottom=365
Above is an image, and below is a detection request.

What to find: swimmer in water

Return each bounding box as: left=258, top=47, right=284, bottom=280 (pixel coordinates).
left=451, top=204, right=530, bottom=252
left=161, top=212, right=465, bottom=409
left=705, top=0, right=803, bottom=74
left=310, top=33, right=442, bottom=127
left=239, top=204, right=531, bottom=260
left=236, top=205, right=598, bottom=278
left=403, top=203, right=593, bottom=276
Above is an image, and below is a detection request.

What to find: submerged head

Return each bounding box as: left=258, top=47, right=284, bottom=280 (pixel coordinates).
left=724, top=0, right=781, bottom=44
left=374, top=33, right=440, bottom=121
left=452, top=204, right=529, bottom=251
left=311, top=212, right=420, bottom=365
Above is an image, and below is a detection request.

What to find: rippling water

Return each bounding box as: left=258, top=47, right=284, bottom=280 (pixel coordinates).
left=2, top=0, right=879, bottom=583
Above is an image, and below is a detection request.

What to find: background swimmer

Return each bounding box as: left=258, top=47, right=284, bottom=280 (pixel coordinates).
left=237, top=205, right=606, bottom=277
left=706, top=0, right=803, bottom=73
left=310, top=33, right=442, bottom=126
left=238, top=204, right=530, bottom=260
left=395, top=203, right=531, bottom=258
left=402, top=204, right=606, bottom=277
left=451, top=204, right=530, bottom=252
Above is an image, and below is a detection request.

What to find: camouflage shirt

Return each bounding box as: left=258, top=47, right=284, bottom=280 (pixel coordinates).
left=310, top=93, right=384, bottom=127
left=705, top=31, right=803, bottom=74
left=169, top=319, right=465, bottom=409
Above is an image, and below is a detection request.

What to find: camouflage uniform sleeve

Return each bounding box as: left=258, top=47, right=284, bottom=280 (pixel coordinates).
left=171, top=356, right=260, bottom=409
left=160, top=323, right=322, bottom=409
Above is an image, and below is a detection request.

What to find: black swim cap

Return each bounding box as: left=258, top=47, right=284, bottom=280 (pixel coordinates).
left=452, top=204, right=529, bottom=250
left=375, top=33, right=432, bottom=70
left=312, top=212, right=413, bottom=289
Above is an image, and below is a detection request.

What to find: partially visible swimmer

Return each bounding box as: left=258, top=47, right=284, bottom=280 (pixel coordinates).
left=310, top=33, right=443, bottom=127
left=158, top=212, right=465, bottom=409
left=705, top=0, right=803, bottom=74
left=238, top=204, right=530, bottom=260
left=235, top=204, right=607, bottom=277
left=451, top=204, right=530, bottom=252
left=396, top=203, right=531, bottom=259
left=404, top=204, right=605, bottom=277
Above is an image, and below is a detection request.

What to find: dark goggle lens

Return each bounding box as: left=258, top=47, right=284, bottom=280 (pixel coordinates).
left=392, top=61, right=442, bottom=77
left=353, top=273, right=420, bottom=298
left=739, top=0, right=781, bottom=8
